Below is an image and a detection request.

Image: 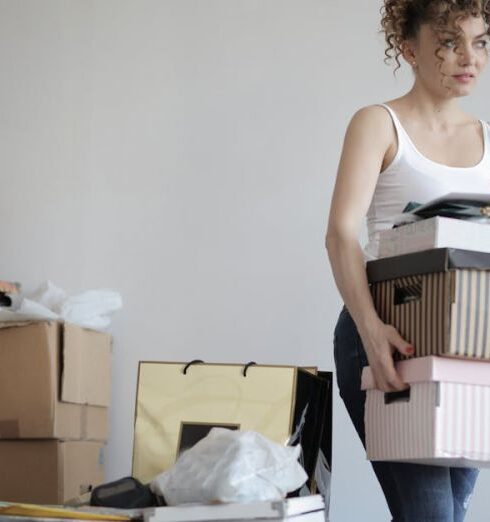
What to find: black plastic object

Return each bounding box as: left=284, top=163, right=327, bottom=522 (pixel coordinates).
left=403, top=196, right=490, bottom=220
left=90, top=476, right=159, bottom=508
left=0, top=292, right=11, bottom=307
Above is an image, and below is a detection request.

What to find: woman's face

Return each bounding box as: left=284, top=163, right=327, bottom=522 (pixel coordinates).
left=408, top=14, right=489, bottom=97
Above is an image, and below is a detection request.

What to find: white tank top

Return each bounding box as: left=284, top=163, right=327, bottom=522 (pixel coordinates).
left=363, top=103, right=490, bottom=261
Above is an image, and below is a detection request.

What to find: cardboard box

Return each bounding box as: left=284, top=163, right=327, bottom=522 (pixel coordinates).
left=361, top=356, right=490, bottom=467
left=0, top=321, right=111, bottom=439
left=378, top=217, right=490, bottom=258
left=0, top=440, right=105, bottom=504
left=132, top=362, right=331, bottom=490
left=367, top=248, right=490, bottom=359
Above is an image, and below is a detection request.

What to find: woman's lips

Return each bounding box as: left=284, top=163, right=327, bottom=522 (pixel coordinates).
left=452, top=74, right=474, bottom=83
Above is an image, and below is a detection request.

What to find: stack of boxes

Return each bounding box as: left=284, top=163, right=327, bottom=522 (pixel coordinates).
left=361, top=215, right=490, bottom=467
left=0, top=321, right=112, bottom=503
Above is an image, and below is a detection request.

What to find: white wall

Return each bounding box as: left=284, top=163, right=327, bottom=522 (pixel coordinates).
left=1, top=1, right=489, bottom=520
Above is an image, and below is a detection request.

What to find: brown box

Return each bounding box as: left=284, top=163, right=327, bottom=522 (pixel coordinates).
left=367, top=248, right=490, bottom=359
left=0, top=321, right=111, bottom=439
left=0, top=440, right=105, bottom=504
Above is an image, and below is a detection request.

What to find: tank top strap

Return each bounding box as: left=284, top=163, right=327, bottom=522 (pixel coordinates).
left=375, top=103, right=411, bottom=166
left=376, top=103, right=408, bottom=152
left=480, top=120, right=490, bottom=163
left=377, top=103, right=400, bottom=128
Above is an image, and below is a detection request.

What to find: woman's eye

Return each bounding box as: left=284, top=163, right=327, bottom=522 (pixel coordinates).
left=441, top=39, right=456, bottom=48
left=475, top=39, right=489, bottom=49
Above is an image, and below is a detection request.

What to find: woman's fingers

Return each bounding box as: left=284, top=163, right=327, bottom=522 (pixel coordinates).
left=371, top=349, right=408, bottom=392
left=362, top=323, right=413, bottom=392
left=387, top=326, right=414, bottom=357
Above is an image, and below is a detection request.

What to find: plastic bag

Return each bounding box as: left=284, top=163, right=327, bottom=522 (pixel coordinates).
left=150, top=428, right=308, bottom=505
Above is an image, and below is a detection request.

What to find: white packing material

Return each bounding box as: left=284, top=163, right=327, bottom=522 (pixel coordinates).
left=29, top=280, right=67, bottom=311
left=60, top=289, right=123, bottom=331
left=0, top=280, right=122, bottom=331
left=150, top=428, right=308, bottom=505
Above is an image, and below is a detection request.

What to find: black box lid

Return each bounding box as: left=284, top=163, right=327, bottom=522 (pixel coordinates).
left=367, top=248, right=490, bottom=283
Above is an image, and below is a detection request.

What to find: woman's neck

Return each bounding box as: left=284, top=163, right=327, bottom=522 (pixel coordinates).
left=395, top=85, right=469, bottom=131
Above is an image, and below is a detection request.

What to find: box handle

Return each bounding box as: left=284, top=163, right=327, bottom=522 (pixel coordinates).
left=393, top=277, right=422, bottom=305
left=384, top=387, right=411, bottom=404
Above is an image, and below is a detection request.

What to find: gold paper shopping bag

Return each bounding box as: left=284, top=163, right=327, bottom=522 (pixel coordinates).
left=132, top=361, right=329, bottom=486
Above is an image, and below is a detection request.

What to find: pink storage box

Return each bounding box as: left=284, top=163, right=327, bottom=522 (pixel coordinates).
left=361, top=356, right=490, bottom=467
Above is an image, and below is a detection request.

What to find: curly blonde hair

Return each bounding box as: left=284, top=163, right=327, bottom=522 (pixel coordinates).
left=380, top=0, right=490, bottom=73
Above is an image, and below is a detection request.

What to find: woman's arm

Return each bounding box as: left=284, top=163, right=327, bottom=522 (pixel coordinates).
left=326, top=106, right=412, bottom=392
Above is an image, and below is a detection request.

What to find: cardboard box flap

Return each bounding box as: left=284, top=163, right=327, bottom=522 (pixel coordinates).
left=367, top=248, right=490, bottom=283
left=361, top=356, right=490, bottom=390
left=60, top=441, right=105, bottom=501
left=0, top=322, right=58, bottom=438
left=61, top=323, right=111, bottom=407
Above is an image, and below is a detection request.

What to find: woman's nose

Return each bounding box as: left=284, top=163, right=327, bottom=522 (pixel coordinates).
left=457, top=42, right=478, bottom=65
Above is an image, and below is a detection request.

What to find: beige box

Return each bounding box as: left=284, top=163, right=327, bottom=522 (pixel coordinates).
left=367, top=248, right=490, bottom=360
left=0, top=440, right=105, bottom=504
left=0, top=321, right=111, bottom=439
left=378, top=217, right=490, bottom=258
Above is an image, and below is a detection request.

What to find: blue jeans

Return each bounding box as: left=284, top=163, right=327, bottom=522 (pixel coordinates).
left=333, top=306, right=479, bottom=522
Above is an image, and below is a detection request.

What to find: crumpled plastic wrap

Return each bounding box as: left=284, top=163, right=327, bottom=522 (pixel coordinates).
left=150, top=428, right=308, bottom=505
left=0, top=280, right=122, bottom=331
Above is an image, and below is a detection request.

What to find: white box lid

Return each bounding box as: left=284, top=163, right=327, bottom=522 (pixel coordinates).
left=361, top=355, right=490, bottom=390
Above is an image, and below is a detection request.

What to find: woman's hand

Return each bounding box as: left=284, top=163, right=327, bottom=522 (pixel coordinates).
left=359, top=319, right=414, bottom=392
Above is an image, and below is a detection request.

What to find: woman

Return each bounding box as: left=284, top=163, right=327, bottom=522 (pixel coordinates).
left=325, top=1, right=490, bottom=520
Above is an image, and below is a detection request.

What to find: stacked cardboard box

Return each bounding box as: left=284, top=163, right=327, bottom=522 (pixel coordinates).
left=361, top=219, right=490, bottom=467
left=0, top=321, right=111, bottom=503
left=367, top=248, right=490, bottom=360
left=361, top=355, right=490, bottom=466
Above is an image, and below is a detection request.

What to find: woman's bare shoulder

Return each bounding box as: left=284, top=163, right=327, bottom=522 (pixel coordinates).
left=344, top=104, right=394, bottom=145
left=348, top=103, right=393, bottom=128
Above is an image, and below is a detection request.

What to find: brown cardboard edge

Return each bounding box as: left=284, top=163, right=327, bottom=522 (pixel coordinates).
left=57, top=441, right=64, bottom=503
left=288, top=368, right=298, bottom=438
left=135, top=360, right=318, bottom=369
left=131, top=361, right=143, bottom=476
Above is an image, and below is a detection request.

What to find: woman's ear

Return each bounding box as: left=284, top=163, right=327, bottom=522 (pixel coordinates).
left=401, top=40, right=417, bottom=67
